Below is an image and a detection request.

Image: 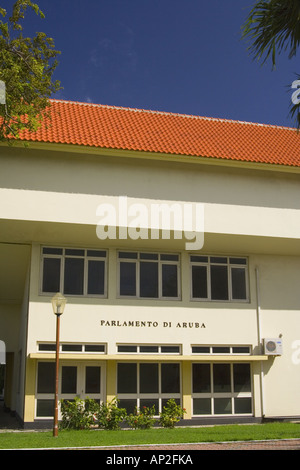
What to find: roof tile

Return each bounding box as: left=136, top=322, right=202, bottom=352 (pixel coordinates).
left=12, top=99, right=300, bottom=167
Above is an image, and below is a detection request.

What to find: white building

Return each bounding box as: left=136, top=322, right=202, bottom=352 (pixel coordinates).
left=0, top=100, right=300, bottom=428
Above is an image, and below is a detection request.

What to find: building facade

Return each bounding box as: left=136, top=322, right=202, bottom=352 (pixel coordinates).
left=0, top=100, right=300, bottom=428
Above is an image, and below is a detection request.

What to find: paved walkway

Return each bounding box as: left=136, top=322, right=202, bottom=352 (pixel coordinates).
left=96, top=439, right=300, bottom=450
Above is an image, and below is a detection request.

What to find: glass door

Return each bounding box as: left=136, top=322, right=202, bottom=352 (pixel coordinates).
left=82, top=365, right=102, bottom=404
left=35, top=361, right=105, bottom=419
left=60, top=365, right=78, bottom=401
left=60, top=363, right=104, bottom=405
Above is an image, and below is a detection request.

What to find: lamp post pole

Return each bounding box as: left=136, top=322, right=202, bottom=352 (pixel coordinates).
left=51, top=293, right=66, bottom=438
left=53, top=311, right=61, bottom=437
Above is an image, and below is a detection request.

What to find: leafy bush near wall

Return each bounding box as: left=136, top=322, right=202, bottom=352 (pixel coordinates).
left=126, top=405, right=156, bottom=429
left=60, top=397, right=99, bottom=430
left=60, top=397, right=186, bottom=430
left=96, top=397, right=127, bottom=430
left=60, top=397, right=126, bottom=431
left=159, top=399, right=186, bottom=428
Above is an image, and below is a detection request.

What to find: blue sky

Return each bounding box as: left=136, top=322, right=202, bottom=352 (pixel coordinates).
left=12, top=0, right=299, bottom=127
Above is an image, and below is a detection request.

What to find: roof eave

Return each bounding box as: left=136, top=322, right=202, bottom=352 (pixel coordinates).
left=2, top=139, right=300, bottom=174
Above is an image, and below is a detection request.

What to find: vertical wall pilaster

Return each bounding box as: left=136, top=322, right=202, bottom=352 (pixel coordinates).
left=106, top=360, right=117, bottom=402
left=23, top=358, right=36, bottom=424
left=182, top=361, right=192, bottom=419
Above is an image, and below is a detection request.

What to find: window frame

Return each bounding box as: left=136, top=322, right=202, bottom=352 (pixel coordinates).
left=116, top=344, right=181, bottom=354
left=191, top=345, right=251, bottom=355
left=117, top=251, right=181, bottom=300
left=190, top=255, right=249, bottom=302
left=40, top=246, right=108, bottom=298
left=192, top=362, right=253, bottom=417
left=117, top=362, right=182, bottom=415
left=37, top=342, right=106, bottom=354
left=35, top=361, right=105, bottom=419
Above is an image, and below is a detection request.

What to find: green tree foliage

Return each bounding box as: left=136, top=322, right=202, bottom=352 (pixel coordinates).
left=159, top=399, right=186, bottom=428
left=0, top=0, right=61, bottom=141
left=242, top=0, right=300, bottom=127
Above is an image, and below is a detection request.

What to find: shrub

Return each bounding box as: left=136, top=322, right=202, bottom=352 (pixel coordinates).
left=60, top=397, right=98, bottom=430
left=126, top=405, right=156, bottom=429
left=95, top=397, right=127, bottom=430
left=159, top=399, right=186, bottom=428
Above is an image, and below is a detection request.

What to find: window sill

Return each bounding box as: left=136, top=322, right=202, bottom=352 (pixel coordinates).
left=29, top=353, right=269, bottom=362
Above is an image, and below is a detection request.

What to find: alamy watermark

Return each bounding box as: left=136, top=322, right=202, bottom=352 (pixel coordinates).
left=292, top=340, right=300, bottom=365
left=291, top=80, right=300, bottom=105
left=96, top=196, right=204, bottom=250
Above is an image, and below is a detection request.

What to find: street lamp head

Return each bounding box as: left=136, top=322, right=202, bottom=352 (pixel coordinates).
left=51, top=292, right=67, bottom=316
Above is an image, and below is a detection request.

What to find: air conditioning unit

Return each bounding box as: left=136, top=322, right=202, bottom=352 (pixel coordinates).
left=263, top=338, right=283, bottom=356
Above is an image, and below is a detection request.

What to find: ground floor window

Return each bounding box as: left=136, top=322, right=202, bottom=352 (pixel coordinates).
left=34, top=360, right=252, bottom=420
left=117, top=362, right=181, bottom=414
left=36, top=362, right=104, bottom=418
left=192, top=363, right=252, bottom=416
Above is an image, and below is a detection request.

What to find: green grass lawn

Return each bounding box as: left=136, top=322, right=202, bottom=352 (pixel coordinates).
left=0, top=422, right=299, bottom=449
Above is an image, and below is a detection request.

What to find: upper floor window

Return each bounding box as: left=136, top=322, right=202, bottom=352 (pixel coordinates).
left=190, top=255, right=248, bottom=302
left=41, top=247, right=107, bottom=297
left=118, top=252, right=180, bottom=299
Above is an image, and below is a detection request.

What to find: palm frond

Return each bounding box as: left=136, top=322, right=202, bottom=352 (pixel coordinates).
left=242, top=0, right=300, bottom=67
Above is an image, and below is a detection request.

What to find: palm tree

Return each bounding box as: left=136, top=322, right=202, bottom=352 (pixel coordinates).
left=242, top=0, right=300, bottom=127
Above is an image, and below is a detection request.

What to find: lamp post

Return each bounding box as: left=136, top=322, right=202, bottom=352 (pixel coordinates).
left=51, top=292, right=67, bottom=437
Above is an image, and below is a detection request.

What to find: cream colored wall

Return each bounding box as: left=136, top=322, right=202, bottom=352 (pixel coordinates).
left=1, top=144, right=300, bottom=420
left=15, top=265, right=31, bottom=419
left=252, top=255, right=300, bottom=417
left=1, top=147, right=300, bottom=252
left=26, top=244, right=300, bottom=418
left=1, top=146, right=300, bottom=211
left=27, top=245, right=259, bottom=353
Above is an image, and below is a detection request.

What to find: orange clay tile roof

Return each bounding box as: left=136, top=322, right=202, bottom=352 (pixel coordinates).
left=16, top=99, right=300, bottom=168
